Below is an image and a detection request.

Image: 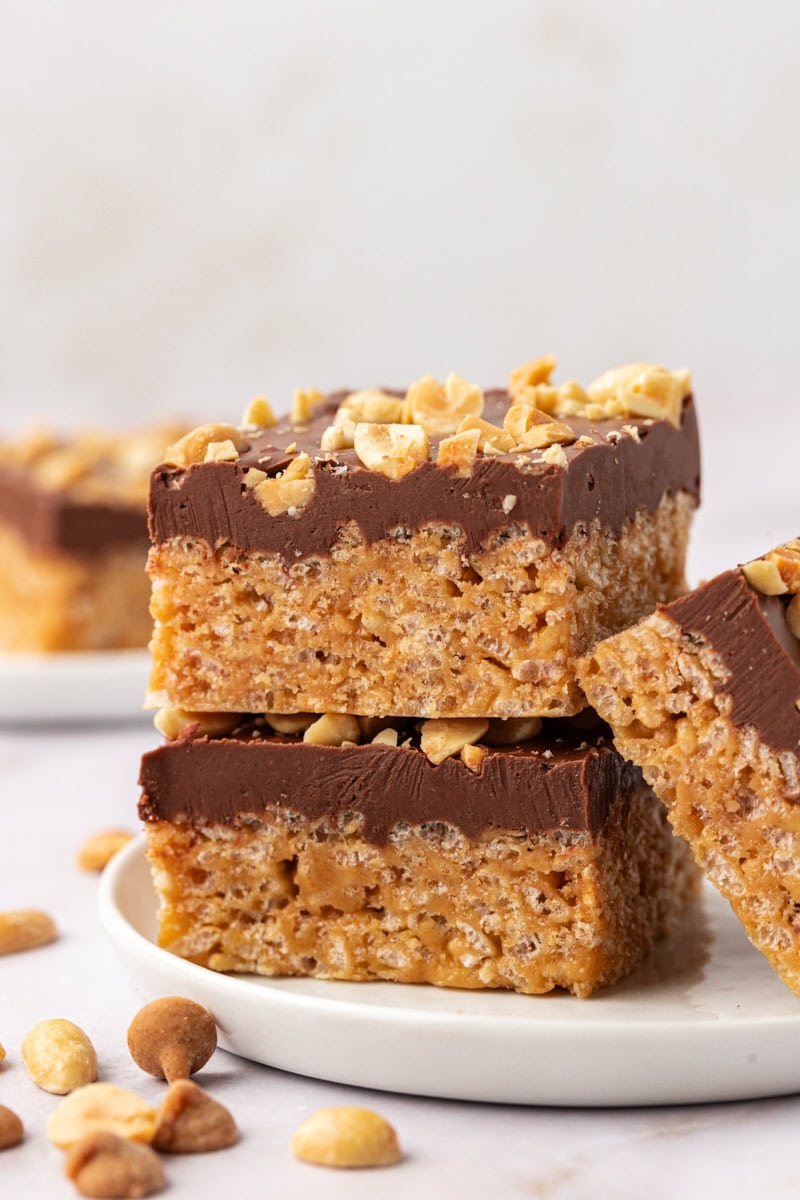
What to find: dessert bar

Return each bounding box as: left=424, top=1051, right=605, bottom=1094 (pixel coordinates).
left=146, top=361, right=700, bottom=719
left=139, top=712, right=698, bottom=997
left=0, top=424, right=184, bottom=651
left=578, top=540, right=800, bottom=994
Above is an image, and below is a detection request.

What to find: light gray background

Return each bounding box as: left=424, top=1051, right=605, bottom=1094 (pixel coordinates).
left=0, top=0, right=798, bottom=575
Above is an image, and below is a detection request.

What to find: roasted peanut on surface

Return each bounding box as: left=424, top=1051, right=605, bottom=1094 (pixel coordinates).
left=0, top=909, right=57, bottom=955
left=47, top=1083, right=158, bottom=1150
left=127, top=997, right=217, bottom=1083
left=22, top=1018, right=98, bottom=1094
left=291, top=1106, right=401, bottom=1169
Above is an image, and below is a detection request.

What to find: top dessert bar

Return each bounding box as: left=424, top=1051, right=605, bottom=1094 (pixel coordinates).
left=0, top=423, right=185, bottom=651
left=577, top=539, right=800, bottom=995
left=147, top=359, right=701, bottom=719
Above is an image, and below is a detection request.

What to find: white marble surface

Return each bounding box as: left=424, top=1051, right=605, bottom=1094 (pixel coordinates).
left=3, top=721, right=800, bottom=1199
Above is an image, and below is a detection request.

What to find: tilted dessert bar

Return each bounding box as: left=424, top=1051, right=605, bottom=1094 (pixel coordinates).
left=146, top=361, right=701, bottom=719
left=139, top=713, right=698, bottom=997
left=577, top=540, right=800, bottom=995
left=0, top=424, right=185, bottom=652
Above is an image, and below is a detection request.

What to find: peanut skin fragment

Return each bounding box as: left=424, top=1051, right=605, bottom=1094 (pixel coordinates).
left=65, top=1130, right=165, bottom=1197
left=153, top=1080, right=238, bottom=1153
left=0, top=1105, right=24, bottom=1150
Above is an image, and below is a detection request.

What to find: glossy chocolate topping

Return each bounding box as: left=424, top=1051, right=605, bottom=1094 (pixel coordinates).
left=138, top=722, right=642, bottom=841
left=667, top=568, right=800, bottom=754
left=149, top=392, right=701, bottom=560
left=0, top=464, right=146, bottom=555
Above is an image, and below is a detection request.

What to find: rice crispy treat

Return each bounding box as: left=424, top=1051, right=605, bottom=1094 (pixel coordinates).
left=577, top=540, right=800, bottom=995
left=146, top=361, right=701, bottom=719
left=0, top=423, right=185, bottom=652
left=139, top=711, right=698, bottom=998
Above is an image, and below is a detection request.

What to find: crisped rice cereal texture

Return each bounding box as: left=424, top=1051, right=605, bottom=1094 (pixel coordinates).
left=143, top=784, right=698, bottom=998
left=0, top=522, right=151, bottom=652
left=578, top=611, right=800, bottom=996
left=147, top=492, right=694, bottom=719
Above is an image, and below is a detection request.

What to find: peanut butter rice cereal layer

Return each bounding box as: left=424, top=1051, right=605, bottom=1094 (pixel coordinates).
left=139, top=712, right=698, bottom=997
left=577, top=540, right=800, bottom=996
left=146, top=362, right=700, bottom=719
left=0, top=423, right=186, bottom=651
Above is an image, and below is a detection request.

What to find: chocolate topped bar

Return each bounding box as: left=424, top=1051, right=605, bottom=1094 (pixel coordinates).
left=577, top=538, right=800, bottom=998
left=139, top=708, right=698, bottom=996
left=0, top=424, right=186, bottom=556
left=668, top=565, right=800, bottom=755
left=150, top=387, right=700, bottom=561
left=139, top=716, right=635, bottom=840
left=146, top=361, right=701, bottom=718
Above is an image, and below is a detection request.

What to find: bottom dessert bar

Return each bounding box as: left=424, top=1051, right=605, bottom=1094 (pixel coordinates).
left=578, top=540, right=800, bottom=996
left=139, top=715, right=698, bottom=997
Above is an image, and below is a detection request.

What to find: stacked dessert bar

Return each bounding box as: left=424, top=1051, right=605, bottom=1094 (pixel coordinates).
left=139, top=360, right=702, bottom=996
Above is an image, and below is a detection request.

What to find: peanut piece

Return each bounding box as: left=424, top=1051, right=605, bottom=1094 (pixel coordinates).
left=252, top=453, right=316, bottom=516
left=455, top=415, right=515, bottom=454
left=354, top=423, right=429, bottom=479
left=153, top=1080, right=238, bottom=1153
left=436, top=429, right=480, bottom=476
left=587, top=363, right=690, bottom=427
left=203, top=439, right=240, bottom=463
left=77, top=831, right=134, bottom=872
left=0, top=909, right=56, bottom=955
left=320, top=423, right=354, bottom=452
left=764, top=540, right=800, bottom=592
left=127, top=998, right=217, bottom=1084
left=508, top=355, right=557, bottom=398
left=291, top=388, right=325, bottom=424
left=0, top=1040, right=5, bottom=1063
left=65, top=1131, right=165, bottom=1198
left=0, top=1105, right=23, bottom=1151
left=303, top=714, right=362, bottom=747
left=541, top=443, right=568, bottom=467
left=241, top=396, right=276, bottom=429
left=154, top=709, right=241, bottom=741
left=405, top=373, right=483, bottom=436
left=263, top=713, right=316, bottom=735
left=163, top=424, right=250, bottom=469
left=48, top=1084, right=158, bottom=1150
left=460, top=744, right=488, bottom=772
left=742, top=558, right=789, bottom=596
left=338, top=389, right=405, bottom=424
left=420, top=718, right=489, bottom=766
left=22, top=1019, right=98, bottom=1095
left=371, top=728, right=399, bottom=747
left=483, top=718, right=543, bottom=745
left=291, top=1106, right=401, bottom=1169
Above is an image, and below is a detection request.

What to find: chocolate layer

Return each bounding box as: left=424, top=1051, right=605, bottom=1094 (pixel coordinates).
left=0, top=464, right=146, bottom=555
left=149, top=391, right=701, bottom=560
left=667, top=568, right=800, bottom=754
left=138, top=722, right=642, bottom=841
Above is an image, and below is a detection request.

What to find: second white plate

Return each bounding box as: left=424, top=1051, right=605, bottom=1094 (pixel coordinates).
left=0, top=649, right=151, bottom=723
left=100, top=837, right=800, bottom=1107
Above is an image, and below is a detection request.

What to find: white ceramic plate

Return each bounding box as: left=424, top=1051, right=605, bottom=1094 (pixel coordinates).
left=0, top=650, right=151, bottom=722
left=100, top=837, right=800, bottom=1107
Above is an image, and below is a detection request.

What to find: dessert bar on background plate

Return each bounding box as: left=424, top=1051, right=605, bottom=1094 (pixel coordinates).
left=0, top=423, right=185, bottom=652
left=146, top=361, right=700, bottom=719
left=0, top=649, right=151, bottom=723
